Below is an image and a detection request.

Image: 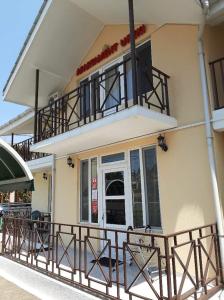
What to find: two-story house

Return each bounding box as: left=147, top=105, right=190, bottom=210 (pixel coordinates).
left=1, top=0, right=224, bottom=299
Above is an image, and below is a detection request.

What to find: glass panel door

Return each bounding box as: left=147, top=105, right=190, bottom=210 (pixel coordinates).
left=100, top=165, right=132, bottom=260
left=104, top=65, right=120, bottom=110
left=102, top=167, right=129, bottom=228
left=104, top=171, right=126, bottom=225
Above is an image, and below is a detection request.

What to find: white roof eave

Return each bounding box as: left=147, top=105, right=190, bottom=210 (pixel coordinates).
left=3, top=0, right=203, bottom=108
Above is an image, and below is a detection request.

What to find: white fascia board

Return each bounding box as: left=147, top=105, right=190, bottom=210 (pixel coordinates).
left=0, top=111, right=34, bottom=136
left=27, top=155, right=53, bottom=172
left=3, top=0, right=53, bottom=101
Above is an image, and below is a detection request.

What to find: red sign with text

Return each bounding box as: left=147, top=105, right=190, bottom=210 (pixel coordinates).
left=92, top=200, right=98, bottom=214
left=76, top=25, right=146, bottom=76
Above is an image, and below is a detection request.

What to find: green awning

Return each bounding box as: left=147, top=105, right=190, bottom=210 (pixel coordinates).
left=0, top=138, right=34, bottom=192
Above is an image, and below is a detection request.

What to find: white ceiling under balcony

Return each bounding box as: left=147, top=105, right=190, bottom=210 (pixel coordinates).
left=3, top=0, right=203, bottom=108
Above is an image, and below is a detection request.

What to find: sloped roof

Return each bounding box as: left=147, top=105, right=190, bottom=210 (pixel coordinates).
left=3, top=0, right=204, bottom=108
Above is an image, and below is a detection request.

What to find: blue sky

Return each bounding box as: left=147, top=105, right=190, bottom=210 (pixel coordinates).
left=0, top=0, right=43, bottom=126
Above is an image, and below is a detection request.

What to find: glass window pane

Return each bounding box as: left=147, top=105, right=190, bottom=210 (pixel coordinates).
left=143, top=147, right=161, bottom=228
left=130, top=150, right=143, bottom=227
left=105, top=172, right=124, bottom=196
left=106, top=199, right=126, bottom=225
left=91, top=158, right=98, bottom=223
left=102, top=152, right=124, bottom=164
left=80, top=160, right=89, bottom=222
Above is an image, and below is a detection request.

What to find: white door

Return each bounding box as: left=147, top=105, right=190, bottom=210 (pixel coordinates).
left=100, top=166, right=132, bottom=259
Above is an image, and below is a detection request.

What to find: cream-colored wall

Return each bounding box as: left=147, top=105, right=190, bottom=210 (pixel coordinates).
left=53, top=125, right=216, bottom=234
left=51, top=24, right=219, bottom=233
left=151, top=24, right=204, bottom=125
left=65, top=24, right=204, bottom=127
left=32, top=172, right=50, bottom=213
left=53, top=157, right=79, bottom=224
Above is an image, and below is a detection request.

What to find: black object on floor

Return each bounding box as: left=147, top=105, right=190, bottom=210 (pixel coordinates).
left=91, top=257, right=123, bottom=268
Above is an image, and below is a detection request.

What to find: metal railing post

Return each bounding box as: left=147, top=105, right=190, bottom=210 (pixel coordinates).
left=128, top=0, right=138, bottom=105
left=34, top=69, right=39, bottom=143
left=164, top=237, right=172, bottom=299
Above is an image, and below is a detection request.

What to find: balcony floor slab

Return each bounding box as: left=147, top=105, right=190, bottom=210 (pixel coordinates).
left=31, top=106, right=177, bottom=156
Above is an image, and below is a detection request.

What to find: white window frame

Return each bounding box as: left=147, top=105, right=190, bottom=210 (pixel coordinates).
left=128, top=145, right=162, bottom=231
left=79, top=145, right=162, bottom=232
left=78, top=39, right=153, bottom=114
left=141, top=145, right=162, bottom=231
left=80, top=156, right=100, bottom=225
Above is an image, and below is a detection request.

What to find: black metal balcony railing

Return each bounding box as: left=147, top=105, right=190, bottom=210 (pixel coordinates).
left=36, top=59, right=170, bottom=143
left=13, top=137, right=50, bottom=162
left=1, top=218, right=223, bottom=300
left=209, top=57, right=224, bottom=110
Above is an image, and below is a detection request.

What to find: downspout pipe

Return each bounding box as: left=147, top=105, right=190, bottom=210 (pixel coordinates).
left=198, top=0, right=224, bottom=270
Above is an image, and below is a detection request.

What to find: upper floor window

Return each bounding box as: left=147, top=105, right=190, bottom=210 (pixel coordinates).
left=79, top=41, right=153, bottom=116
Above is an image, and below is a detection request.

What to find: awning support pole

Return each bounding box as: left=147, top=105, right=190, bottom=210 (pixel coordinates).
left=34, top=69, right=39, bottom=143
left=128, top=0, right=138, bottom=105
left=11, top=133, right=14, bottom=146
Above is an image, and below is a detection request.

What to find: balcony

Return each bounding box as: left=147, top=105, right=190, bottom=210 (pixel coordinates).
left=1, top=217, right=223, bottom=300
left=12, top=137, right=50, bottom=162
left=32, top=59, right=177, bottom=156
left=209, top=57, right=224, bottom=131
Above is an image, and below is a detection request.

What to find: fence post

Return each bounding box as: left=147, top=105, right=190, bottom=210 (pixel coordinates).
left=216, top=224, right=224, bottom=284
left=1, top=217, right=6, bottom=254
left=164, top=237, right=172, bottom=299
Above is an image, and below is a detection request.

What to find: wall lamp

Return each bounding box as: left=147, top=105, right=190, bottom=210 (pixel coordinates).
left=67, top=156, right=74, bottom=168
left=43, top=173, right=48, bottom=180
left=157, top=135, right=168, bottom=152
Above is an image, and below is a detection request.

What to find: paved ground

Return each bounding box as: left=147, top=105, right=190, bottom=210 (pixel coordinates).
left=211, top=290, right=224, bottom=299
left=0, top=276, right=39, bottom=300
